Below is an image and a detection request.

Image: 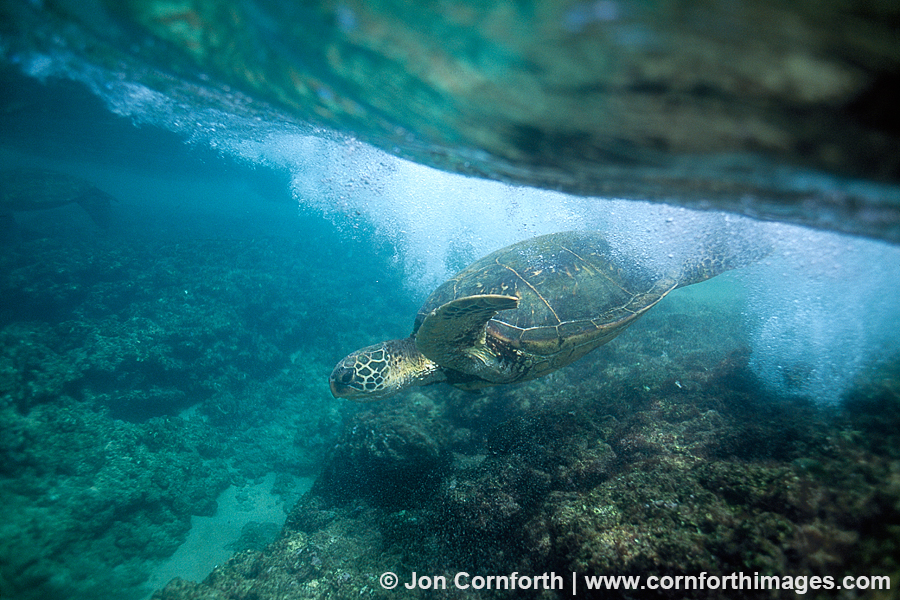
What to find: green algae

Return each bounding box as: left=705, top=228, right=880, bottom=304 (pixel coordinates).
left=152, top=294, right=900, bottom=600
left=0, top=232, right=401, bottom=600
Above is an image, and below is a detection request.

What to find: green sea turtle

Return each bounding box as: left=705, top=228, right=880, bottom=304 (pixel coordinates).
left=330, top=230, right=748, bottom=400
left=0, top=168, right=115, bottom=231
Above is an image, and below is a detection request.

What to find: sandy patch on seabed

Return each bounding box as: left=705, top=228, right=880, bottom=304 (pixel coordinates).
left=143, top=472, right=313, bottom=598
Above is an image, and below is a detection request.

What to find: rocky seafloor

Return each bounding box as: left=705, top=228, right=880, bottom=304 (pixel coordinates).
left=2, top=230, right=898, bottom=600
left=0, top=229, right=412, bottom=600
left=152, top=292, right=899, bottom=598
left=152, top=356, right=900, bottom=600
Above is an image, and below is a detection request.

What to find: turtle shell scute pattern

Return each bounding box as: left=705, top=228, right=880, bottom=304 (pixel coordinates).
left=416, top=231, right=675, bottom=361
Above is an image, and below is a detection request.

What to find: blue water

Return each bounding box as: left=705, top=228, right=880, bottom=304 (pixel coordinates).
left=2, top=14, right=900, bottom=600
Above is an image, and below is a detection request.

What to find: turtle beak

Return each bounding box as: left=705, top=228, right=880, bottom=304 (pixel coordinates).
left=329, top=366, right=359, bottom=399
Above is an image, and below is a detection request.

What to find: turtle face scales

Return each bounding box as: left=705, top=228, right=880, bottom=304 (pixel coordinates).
left=329, top=337, right=444, bottom=400
left=329, top=342, right=395, bottom=400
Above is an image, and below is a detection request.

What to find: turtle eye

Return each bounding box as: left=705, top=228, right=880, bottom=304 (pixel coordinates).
left=340, top=370, right=354, bottom=384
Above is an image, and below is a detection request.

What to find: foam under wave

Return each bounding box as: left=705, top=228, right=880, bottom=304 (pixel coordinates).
left=745, top=225, right=900, bottom=404
left=10, top=48, right=765, bottom=293
left=12, top=47, right=900, bottom=406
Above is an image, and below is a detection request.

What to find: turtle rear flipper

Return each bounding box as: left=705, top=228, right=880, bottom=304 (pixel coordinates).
left=416, top=294, right=518, bottom=372
left=677, top=231, right=772, bottom=288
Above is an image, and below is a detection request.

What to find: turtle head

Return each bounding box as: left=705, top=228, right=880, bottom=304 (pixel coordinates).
left=329, top=337, right=443, bottom=401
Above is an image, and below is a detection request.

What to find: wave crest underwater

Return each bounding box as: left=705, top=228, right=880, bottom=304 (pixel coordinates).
left=2, top=0, right=899, bottom=406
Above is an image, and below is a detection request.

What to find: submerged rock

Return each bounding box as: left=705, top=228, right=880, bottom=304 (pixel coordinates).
left=151, top=340, right=900, bottom=599
left=312, top=396, right=451, bottom=509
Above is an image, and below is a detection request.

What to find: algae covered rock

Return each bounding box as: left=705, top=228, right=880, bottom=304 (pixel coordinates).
left=156, top=348, right=900, bottom=600
left=312, top=395, right=451, bottom=508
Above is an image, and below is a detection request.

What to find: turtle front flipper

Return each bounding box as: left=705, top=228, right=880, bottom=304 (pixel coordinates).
left=415, top=294, right=518, bottom=379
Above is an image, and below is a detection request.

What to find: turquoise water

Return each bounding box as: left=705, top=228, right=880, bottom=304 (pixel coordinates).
left=2, top=6, right=900, bottom=600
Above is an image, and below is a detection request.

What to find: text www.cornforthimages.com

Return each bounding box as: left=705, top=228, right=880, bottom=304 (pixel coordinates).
left=379, top=571, right=892, bottom=595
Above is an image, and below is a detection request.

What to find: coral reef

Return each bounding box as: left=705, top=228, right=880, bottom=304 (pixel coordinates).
left=0, top=232, right=409, bottom=600
left=152, top=297, right=900, bottom=600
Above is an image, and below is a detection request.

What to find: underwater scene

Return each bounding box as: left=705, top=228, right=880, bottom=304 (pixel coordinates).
left=1, top=2, right=900, bottom=599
